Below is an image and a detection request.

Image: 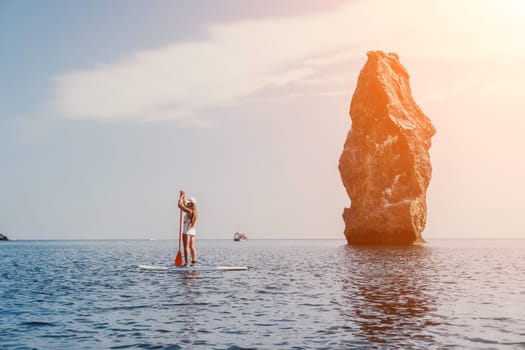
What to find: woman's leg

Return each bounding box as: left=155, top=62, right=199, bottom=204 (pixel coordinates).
left=182, top=234, right=189, bottom=265
left=189, top=235, right=197, bottom=264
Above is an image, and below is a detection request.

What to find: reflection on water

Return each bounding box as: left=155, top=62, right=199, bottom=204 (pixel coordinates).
left=177, top=271, right=201, bottom=343
left=339, top=245, right=438, bottom=347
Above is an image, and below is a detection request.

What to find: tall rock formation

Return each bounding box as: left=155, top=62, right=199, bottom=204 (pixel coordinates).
left=339, top=51, right=435, bottom=245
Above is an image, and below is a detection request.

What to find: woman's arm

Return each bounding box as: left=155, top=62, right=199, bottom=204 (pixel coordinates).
left=179, top=201, right=191, bottom=213
left=178, top=198, right=192, bottom=215
left=180, top=204, right=191, bottom=215
left=178, top=190, right=186, bottom=209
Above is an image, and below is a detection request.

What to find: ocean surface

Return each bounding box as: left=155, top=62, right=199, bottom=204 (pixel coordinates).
left=1, top=239, right=524, bottom=350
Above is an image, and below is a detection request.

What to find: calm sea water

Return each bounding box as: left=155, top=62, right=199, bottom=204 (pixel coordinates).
left=1, top=239, right=524, bottom=349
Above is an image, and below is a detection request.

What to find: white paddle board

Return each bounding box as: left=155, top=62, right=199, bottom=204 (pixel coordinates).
left=138, top=264, right=248, bottom=271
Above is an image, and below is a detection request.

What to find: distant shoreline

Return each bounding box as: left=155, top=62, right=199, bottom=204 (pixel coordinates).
left=0, top=238, right=347, bottom=241
left=2, top=238, right=524, bottom=241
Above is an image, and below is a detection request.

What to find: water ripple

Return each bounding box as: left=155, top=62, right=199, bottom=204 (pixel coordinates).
left=1, top=239, right=524, bottom=349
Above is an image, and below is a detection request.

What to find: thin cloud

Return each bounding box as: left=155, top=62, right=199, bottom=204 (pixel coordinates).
left=50, top=0, right=525, bottom=123
left=51, top=4, right=356, bottom=122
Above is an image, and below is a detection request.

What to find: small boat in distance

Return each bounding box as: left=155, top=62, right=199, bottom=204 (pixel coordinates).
left=233, top=232, right=248, bottom=241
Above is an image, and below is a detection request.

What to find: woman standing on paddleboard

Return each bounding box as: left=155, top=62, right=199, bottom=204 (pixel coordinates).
left=178, top=190, right=198, bottom=267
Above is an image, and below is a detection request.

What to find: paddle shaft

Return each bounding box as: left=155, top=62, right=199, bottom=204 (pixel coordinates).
left=179, top=208, right=182, bottom=250
left=174, top=207, right=183, bottom=266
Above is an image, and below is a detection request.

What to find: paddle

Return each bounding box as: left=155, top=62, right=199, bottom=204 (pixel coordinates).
left=174, top=207, right=183, bottom=266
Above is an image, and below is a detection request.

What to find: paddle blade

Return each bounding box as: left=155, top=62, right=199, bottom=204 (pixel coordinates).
left=174, top=251, right=183, bottom=266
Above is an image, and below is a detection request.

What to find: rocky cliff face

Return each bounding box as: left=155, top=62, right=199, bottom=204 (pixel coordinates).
left=339, top=51, right=435, bottom=245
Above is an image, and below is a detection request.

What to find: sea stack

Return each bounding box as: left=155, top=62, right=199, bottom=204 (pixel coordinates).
left=0, top=233, right=8, bottom=241
left=339, top=51, right=435, bottom=245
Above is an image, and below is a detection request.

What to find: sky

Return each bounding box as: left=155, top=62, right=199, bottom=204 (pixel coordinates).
left=1, top=0, right=525, bottom=240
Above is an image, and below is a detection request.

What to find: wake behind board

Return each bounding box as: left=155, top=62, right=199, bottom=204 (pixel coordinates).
left=138, top=264, right=248, bottom=271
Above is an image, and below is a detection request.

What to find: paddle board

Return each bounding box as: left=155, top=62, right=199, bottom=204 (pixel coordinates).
left=138, top=264, right=248, bottom=271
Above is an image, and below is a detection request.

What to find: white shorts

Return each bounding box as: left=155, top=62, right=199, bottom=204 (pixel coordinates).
left=183, top=222, right=196, bottom=236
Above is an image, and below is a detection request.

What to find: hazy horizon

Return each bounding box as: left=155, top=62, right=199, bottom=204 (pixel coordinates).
left=5, top=237, right=525, bottom=241
left=2, top=0, right=525, bottom=240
